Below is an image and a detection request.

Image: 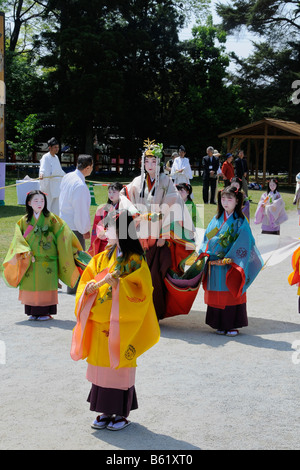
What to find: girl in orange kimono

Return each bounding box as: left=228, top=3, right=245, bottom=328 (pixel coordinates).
left=71, top=210, right=160, bottom=431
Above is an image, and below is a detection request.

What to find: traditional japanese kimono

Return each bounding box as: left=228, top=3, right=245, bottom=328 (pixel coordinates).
left=88, top=203, right=118, bottom=257
left=88, top=198, right=138, bottom=257
left=171, top=156, right=193, bottom=185
left=254, top=191, right=288, bottom=234
left=185, top=199, right=198, bottom=226
left=122, top=172, right=196, bottom=319
left=3, top=212, right=82, bottom=317
left=198, top=211, right=263, bottom=331
left=242, top=198, right=250, bottom=221
left=70, top=247, right=160, bottom=417
left=288, top=244, right=300, bottom=313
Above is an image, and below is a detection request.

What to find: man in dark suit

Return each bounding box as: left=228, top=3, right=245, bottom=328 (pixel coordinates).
left=202, top=146, right=219, bottom=204
left=235, top=149, right=248, bottom=196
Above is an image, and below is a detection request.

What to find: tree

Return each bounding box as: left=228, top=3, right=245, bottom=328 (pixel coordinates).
left=163, top=17, right=247, bottom=156
left=7, top=113, right=42, bottom=160
left=215, top=0, right=300, bottom=122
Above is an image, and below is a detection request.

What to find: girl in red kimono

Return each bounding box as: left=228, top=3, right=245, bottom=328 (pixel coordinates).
left=88, top=183, right=123, bottom=256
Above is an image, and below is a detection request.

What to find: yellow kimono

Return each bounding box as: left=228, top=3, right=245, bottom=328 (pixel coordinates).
left=71, top=248, right=160, bottom=390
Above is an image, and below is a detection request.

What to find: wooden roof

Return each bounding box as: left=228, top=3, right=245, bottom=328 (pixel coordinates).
left=218, top=117, right=300, bottom=139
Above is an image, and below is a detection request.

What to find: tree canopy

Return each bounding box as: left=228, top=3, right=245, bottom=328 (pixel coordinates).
left=3, top=0, right=299, bottom=165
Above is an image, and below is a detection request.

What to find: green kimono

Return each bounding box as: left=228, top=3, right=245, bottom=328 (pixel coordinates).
left=3, top=212, right=82, bottom=312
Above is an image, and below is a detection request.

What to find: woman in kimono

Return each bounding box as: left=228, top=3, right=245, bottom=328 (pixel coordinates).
left=121, top=139, right=196, bottom=320
left=254, top=179, right=288, bottom=235
left=3, top=190, right=82, bottom=320
left=71, top=209, right=160, bottom=431
left=198, top=185, right=263, bottom=336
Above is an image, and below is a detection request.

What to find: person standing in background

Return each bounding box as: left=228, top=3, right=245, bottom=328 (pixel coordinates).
left=171, top=145, right=193, bottom=185
left=202, top=146, right=219, bottom=204
left=59, top=154, right=93, bottom=293
left=165, top=151, right=178, bottom=181
left=39, top=138, right=65, bottom=215
left=235, top=150, right=248, bottom=197
left=221, top=153, right=235, bottom=187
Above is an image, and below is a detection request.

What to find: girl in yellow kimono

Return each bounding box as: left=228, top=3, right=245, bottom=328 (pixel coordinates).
left=71, top=209, right=160, bottom=431
left=3, top=190, right=82, bottom=320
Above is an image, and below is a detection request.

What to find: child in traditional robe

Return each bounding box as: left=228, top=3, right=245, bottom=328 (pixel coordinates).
left=176, top=183, right=197, bottom=226
left=3, top=190, right=82, bottom=320
left=71, top=209, right=160, bottom=431
left=254, top=179, right=288, bottom=234
left=198, top=185, right=263, bottom=336
left=230, top=176, right=250, bottom=221
left=88, top=182, right=124, bottom=256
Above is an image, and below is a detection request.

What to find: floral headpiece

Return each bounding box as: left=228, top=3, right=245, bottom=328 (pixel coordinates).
left=143, top=138, right=163, bottom=159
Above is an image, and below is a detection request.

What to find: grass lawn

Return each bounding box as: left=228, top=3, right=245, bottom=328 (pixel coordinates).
left=0, top=174, right=296, bottom=273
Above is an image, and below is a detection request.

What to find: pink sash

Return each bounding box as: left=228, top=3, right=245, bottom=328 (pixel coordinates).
left=70, top=267, right=109, bottom=361
left=70, top=264, right=121, bottom=369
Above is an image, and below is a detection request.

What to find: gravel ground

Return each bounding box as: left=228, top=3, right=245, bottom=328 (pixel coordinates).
left=0, top=209, right=300, bottom=451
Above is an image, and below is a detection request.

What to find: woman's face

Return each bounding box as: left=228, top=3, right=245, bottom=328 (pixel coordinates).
left=108, top=188, right=120, bottom=204
left=145, top=157, right=157, bottom=178
left=28, top=194, right=45, bottom=214
left=269, top=180, right=277, bottom=192
left=221, top=193, right=237, bottom=215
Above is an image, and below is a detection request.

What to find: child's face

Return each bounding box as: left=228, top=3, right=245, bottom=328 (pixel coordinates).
left=269, top=180, right=277, bottom=192
left=221, top=194, right=237, bottom=215
left=105, top=224, right=118, bottom=246
left=178, top=187, right=189, bottom=202
left=28, top=194, right=45, bottom=214
left=108, top=188, right=120, bottom=204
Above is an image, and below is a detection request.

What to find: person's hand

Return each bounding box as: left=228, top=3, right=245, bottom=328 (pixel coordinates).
left=157, top=238, right=165, bottom=247
left=86, top=281, right=97, bottom=295
left=39, top=174, right=44, bottom=180
left=104, top=273, right=118, bottom=288
left=210, top=170, right=215, bottom=176
left=83, top=231, right=90, bottom=239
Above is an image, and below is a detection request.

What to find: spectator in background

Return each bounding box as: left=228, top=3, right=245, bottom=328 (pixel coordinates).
left=171, top=145, right=193, bottom=185
left=222, top=153, right=235, bottom=187
left=39, top=137, right=65, bottom=215
left=202, top=146, right=219, bottom=204
left=235, top=150, right=248, bottom=197
left=59, top=154, right=93, bottom=293
left=165, top=152, right=178, bottom=181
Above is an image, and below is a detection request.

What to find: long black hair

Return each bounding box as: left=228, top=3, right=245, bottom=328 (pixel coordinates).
left=25, top=190, right=50, bottom=222
left=106, top=209, right=144, bottom=260
left=216, top=185, right=245, bottom=220
left=176, top=183, right=193, bottom=201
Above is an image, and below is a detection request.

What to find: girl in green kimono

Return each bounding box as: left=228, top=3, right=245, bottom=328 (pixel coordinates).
left=3, top=190, right=82, bottom=321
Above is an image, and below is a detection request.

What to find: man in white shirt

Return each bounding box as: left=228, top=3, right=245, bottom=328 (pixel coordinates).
left=171, top=145, right=193, bottom=185
left=59, top=154, right=93, bottom=293
left=39, top=137, right=65, bottom=215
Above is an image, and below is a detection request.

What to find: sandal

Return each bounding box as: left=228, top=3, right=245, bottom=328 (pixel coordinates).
left=91, top=414, right=112, bottom=430
left=37, top=315, right=53, bottom=321
left=107, top=416, right=131, bottom=431
left=226, top=329, right=239, bottom=337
